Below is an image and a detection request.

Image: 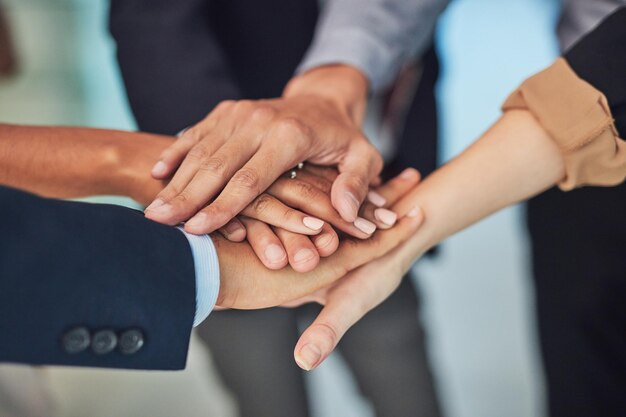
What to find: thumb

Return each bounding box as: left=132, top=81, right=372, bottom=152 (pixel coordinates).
left=331, top=140, right=383, bottom=222
left=293, top=261, right=393, bottom=370
left=294, top=289, right=367, bottom=371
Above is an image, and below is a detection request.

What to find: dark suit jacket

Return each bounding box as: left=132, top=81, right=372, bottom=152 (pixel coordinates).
left=0, top=186, right=196, bottom=370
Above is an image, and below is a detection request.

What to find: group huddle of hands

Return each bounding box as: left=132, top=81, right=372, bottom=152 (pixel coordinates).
left=133, top=68, right=427, bottom=371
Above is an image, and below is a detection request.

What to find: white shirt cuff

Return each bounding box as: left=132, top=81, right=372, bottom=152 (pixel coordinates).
left=177, top=228, right=220, bottom=327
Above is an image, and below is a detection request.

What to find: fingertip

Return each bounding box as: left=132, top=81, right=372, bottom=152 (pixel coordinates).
left=312, top=232, right=339, bottom=257
left=221, top=219, right=247, bottom=241
left=331, top=189, right=359, bottom=223
left=263, top=243, right=288, bottom=269
left=367, top=190, right=386, bottom=207
left=184, top=213, right=210, bottom=234
left=151, top=160, right=169, bottom=179
left=400, top=168, right=421, bottom=182
left=374, top=208, right=398, bottom=227
left=354, top=217, right=376, bottom=235
left=144, top=201, right=178, bottom=225
left=404, top=205, right=425, bottom=229
left=294, top=343, right=322, bottom=371
left=291, top=248, right=320, bottom=273
left=144, top=198, right=166, bottom=213
left=332, top=173, right=369, bottom=223
left=406, top=205, right=423, bottom=219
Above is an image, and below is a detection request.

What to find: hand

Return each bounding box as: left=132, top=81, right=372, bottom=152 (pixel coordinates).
left=285, top=173, right=427, bottom=370
left=220, top=167, right=421, bottom=272
left=291, top=244, right=416, bottom=371
left=213, top=203, right=424, bottom=310
left=144, top=65, right=383, bottom=233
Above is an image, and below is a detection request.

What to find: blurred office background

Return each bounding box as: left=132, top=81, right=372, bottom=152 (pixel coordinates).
left=0, top=0, right=560, bottom=416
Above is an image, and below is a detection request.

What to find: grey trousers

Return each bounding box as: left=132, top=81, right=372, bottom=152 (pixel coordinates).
left=197, top=276, right=441, bottom=417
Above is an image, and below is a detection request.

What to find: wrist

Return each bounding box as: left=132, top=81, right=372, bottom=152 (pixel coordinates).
left=283, top=64, right=368, bottom=124
left=108, top=132, right=171, bottom=205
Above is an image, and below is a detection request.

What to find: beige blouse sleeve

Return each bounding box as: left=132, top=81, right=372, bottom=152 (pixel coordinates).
left=502, top=57, right=626, bottom=191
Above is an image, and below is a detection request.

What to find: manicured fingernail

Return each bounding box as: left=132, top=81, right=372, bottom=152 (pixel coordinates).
left=400, top=168, right=418, bottom=180
left=303, top=217, right=324, bottom=231
left=186, top=213, right=208, bottom=229
left=151, top=160, right=168, bottom=177
left=374, top=208, right=397, bottom=226
left=145, top=199, right=171, bottom=215
left=295, top=343, right=321, bottom=371
left=343, top=192, right=360, bottom=220
left=367, top=191, right=386, bottom=207
left=265, top=244, right=286, bottom=264
left=354, top=217, right=376, bottom=235
left=224, top=220, right=244, bottom=236
left=294, top=248, right=316, bottom=264
left=407, top=206, right=422, bottom=218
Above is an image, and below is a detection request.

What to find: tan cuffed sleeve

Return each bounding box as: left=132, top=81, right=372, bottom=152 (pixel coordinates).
left=502, top=57, right=626, bottom=191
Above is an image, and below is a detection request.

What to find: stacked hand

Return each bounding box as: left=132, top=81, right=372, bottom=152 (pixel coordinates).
left=130, top=131, right=425, bottom=370
left=143, top=65, right=383, bottom=233
left=124, top=65, right=428, bottom=373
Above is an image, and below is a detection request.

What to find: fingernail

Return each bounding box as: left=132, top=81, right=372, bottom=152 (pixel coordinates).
left=303, top=217, right=324, bottom=231
left=374, top=208, right=398, bottom=226
left=265, top=244, right=286, bottom=264
left=145, top=199, right=171, bottom=215
left=145, top=198, right=165, bottom=211
left=407, top=206, right=422, bottom=218
left=294, top=248, right=316, bottom=264
left=354, top=217, right=376, bottom=235
left=367, top=191, right=386, bottom=207
left=315, top=233, right=334, bottom=249
left=295, top=344, right=322, bottom=371
left=151, top=160, right=168, bottom=177
left=343, top=192, right=360, bottom=220
left=400, top=168, right=418, bottom=180
left=223, top=220, right=243, bottom=236
left=186, top=213, right=208, bottom=229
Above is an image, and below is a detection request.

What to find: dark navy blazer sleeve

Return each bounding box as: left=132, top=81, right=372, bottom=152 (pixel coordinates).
left=564, top=7, right=626, bottom=134
left=0, top=186, right=197, bottom=370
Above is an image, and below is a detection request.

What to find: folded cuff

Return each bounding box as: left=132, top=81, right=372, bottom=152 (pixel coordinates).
left=502, top=57, right=626, bottom=190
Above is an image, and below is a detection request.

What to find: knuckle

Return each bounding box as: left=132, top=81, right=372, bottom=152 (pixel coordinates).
left=157, top=186, right=178, bottom=201
left=215, top=100, right=236, bottom=113
left=159, top=148, right=176, bottom=163
left=371, top=153, right=384, bottom=174
left=282, top=206, right=298, bottom=221
left=232, top=168, right=261, bottom=192
left=187, top=144, right=211, bottom=161
left=235, top=100, right=254, bottom=112
left=276, top=117, right=311, bottom=138
left=199, top=156, right=228, bottom=177
left=173, top=191, right=191, bottom=204
left=181, top=126, right=202, bottom=143
left=250, top=104, right=277, bottom=123
left=251, top=194, right=273, bottom=215
left=295, top=181, right=318, bottom=199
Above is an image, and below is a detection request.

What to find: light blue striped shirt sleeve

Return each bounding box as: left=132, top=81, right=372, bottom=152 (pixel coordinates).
left=297, top=0, right=449, bottom=92
left=177, top=228, right=220, bottom=327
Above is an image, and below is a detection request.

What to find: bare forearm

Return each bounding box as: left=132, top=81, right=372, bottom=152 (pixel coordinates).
left=0, top=124, right=172, bottom=203
left=392, top=110, right=565, bottom=264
